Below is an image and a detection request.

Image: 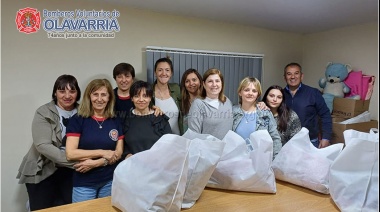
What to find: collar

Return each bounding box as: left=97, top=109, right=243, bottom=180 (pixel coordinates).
left=234, top=104, right=265, bottom=118
left=285, top=83, right=302, bottom=92
left=204, top=97, right=220, bottom=109
left=48, top=100, right=60, bottom=116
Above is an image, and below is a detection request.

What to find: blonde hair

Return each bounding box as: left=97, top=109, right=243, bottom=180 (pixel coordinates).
left=201, top=68, right=226, bottom=103
left=237, top=77, right=262, bottom=104
left=78, top=79, right=115, bottom=118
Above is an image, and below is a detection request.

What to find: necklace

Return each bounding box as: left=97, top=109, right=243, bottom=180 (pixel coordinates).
left=156, top=85, right=168, bottom=100
left=157, top=89, right=164, bottom=99
left=95, top=118, right=105, bottom=129
left=244, top=113, right=250, bottom=124
left=244, top=112, right=256, bottom=124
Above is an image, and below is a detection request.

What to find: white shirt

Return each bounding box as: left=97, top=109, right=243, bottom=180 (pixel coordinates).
left=155, top=97, right=180, bottom=135
left=204, top=97, right=220, bottom=109
left=55, top=105, right=77, bottom=149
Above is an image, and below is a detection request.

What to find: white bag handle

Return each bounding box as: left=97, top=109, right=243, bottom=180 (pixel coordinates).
left=369, top=128, right=378, bottom=135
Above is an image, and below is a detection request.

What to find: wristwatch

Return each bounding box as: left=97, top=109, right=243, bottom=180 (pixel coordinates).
left=103, top=158, right=109, bottom=166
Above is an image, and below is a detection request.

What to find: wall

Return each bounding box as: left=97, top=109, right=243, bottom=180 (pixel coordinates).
left=0, top=1, right=2, bottom=209
left=1, top=0, right=303, bottom=211
left=302, top=23, right=379, bottom=120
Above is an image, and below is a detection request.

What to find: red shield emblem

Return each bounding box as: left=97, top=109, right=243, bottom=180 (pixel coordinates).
left=15, top=7, right=41, bottom=34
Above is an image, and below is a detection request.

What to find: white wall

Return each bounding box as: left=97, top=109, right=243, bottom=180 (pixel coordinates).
left=2, top=1, right=378, bottom=211
left=302, top=23, right=379, bottom=120
left=2, top=1, right=303, bottom=211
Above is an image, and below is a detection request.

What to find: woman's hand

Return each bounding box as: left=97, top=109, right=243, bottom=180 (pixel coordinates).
left=152, top=105, right=164, bottom=116
left=74, top=159, right=102, bottom=173
left=102, top=150, right=118, bottom=164
left=125, top=153, right=133, bottom=159
left=257, top=101, right=269, bottom=110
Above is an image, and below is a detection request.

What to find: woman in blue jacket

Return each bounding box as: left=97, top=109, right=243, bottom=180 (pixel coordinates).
left=232, top=77, right=282, bottom=159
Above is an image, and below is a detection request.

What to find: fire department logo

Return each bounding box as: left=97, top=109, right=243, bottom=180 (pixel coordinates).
left=109, top=129, right=119, bottom=141
left=15, top=7, right=41, bottom=34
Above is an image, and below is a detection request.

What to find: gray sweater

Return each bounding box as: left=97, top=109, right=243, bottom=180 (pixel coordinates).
left=17, top=101, right=75, bottom=184
left=274, top=109, right=302, bottom=146
left=188, top=98, right=233, bottom=140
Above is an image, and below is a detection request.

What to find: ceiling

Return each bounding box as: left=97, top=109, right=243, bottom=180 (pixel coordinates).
left=100, top=0, right=378, bottom=34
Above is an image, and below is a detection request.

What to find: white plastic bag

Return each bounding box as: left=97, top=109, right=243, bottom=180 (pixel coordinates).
left=272, top=128, right=344, bottom=194
left=181, top=129, right=225, bottom=209
left=329, top=129, right=379, bottom=212
left=111, top=134, right=190, bottom=212
left=339, top=111, right=371, bottom=124
left=206, top=130, right=276, bottom=193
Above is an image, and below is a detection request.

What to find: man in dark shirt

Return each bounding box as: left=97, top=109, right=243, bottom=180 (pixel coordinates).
left=283, top=62, right=332, bottom=148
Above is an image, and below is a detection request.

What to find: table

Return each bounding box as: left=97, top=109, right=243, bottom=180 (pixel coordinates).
left=36, top=181, right=339, bottom=212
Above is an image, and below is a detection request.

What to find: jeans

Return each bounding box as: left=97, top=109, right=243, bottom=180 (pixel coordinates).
left=310, top=138, right=319, bottom=148
left=72, top=180, right=113, bottom=203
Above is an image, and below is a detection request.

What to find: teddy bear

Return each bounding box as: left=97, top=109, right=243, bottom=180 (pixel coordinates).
left=318, top=62, right=351, bottom=113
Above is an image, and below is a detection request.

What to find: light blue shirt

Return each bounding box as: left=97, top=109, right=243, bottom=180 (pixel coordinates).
left=235, top=111, right=257, bottom=140
left=232, top=105, right=282, bottom=159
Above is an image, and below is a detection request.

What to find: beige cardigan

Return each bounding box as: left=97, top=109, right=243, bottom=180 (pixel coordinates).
left=17, top=101, right=75, bottom=184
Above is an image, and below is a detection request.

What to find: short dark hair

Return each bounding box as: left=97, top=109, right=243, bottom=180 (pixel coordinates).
left=130, top=80, right=154, bottom=108
left=52, top=74, right=81, bottom=104
left=284, top=62, right=302, bottom=76
left=154, top=57, right=173, bottom=73
left=113, top=63, right=135, bottom=79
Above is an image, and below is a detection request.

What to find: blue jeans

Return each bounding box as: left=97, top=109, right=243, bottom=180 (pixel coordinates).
left=72, top=180, right=112, bottom=203
left=310, top=138, right=319, bottom=148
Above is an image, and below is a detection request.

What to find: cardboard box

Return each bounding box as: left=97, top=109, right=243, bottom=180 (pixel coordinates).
left=331, top=117, right=378, bottom=144
left=332, top=97, right=370, bottom=118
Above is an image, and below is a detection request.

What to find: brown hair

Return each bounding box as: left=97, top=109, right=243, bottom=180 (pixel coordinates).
left=201, top=68, right=226, bottom=103
left=78, top=79, right=115, bottom=118
left=262, top=85, right=290, bottom=132
left=180, top=68, right=203, bottom=114
left=154, top=57, right=173, bottom=73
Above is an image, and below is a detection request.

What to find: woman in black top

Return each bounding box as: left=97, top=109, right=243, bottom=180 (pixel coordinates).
left=123, top=80, right=172, bottom=159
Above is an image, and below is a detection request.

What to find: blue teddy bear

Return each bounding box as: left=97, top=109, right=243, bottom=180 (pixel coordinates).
left=318, top=62, right=351, bottom=113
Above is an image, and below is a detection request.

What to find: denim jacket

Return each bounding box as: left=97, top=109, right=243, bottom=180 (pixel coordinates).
left=232, top=105, right=282, bottom=159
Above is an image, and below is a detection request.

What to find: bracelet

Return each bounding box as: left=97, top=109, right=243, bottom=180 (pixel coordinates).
left=103, top=158, right=109, bottom=166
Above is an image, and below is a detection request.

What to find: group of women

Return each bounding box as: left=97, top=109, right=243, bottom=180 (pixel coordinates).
left=17, top=57, right=301, bottom=211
